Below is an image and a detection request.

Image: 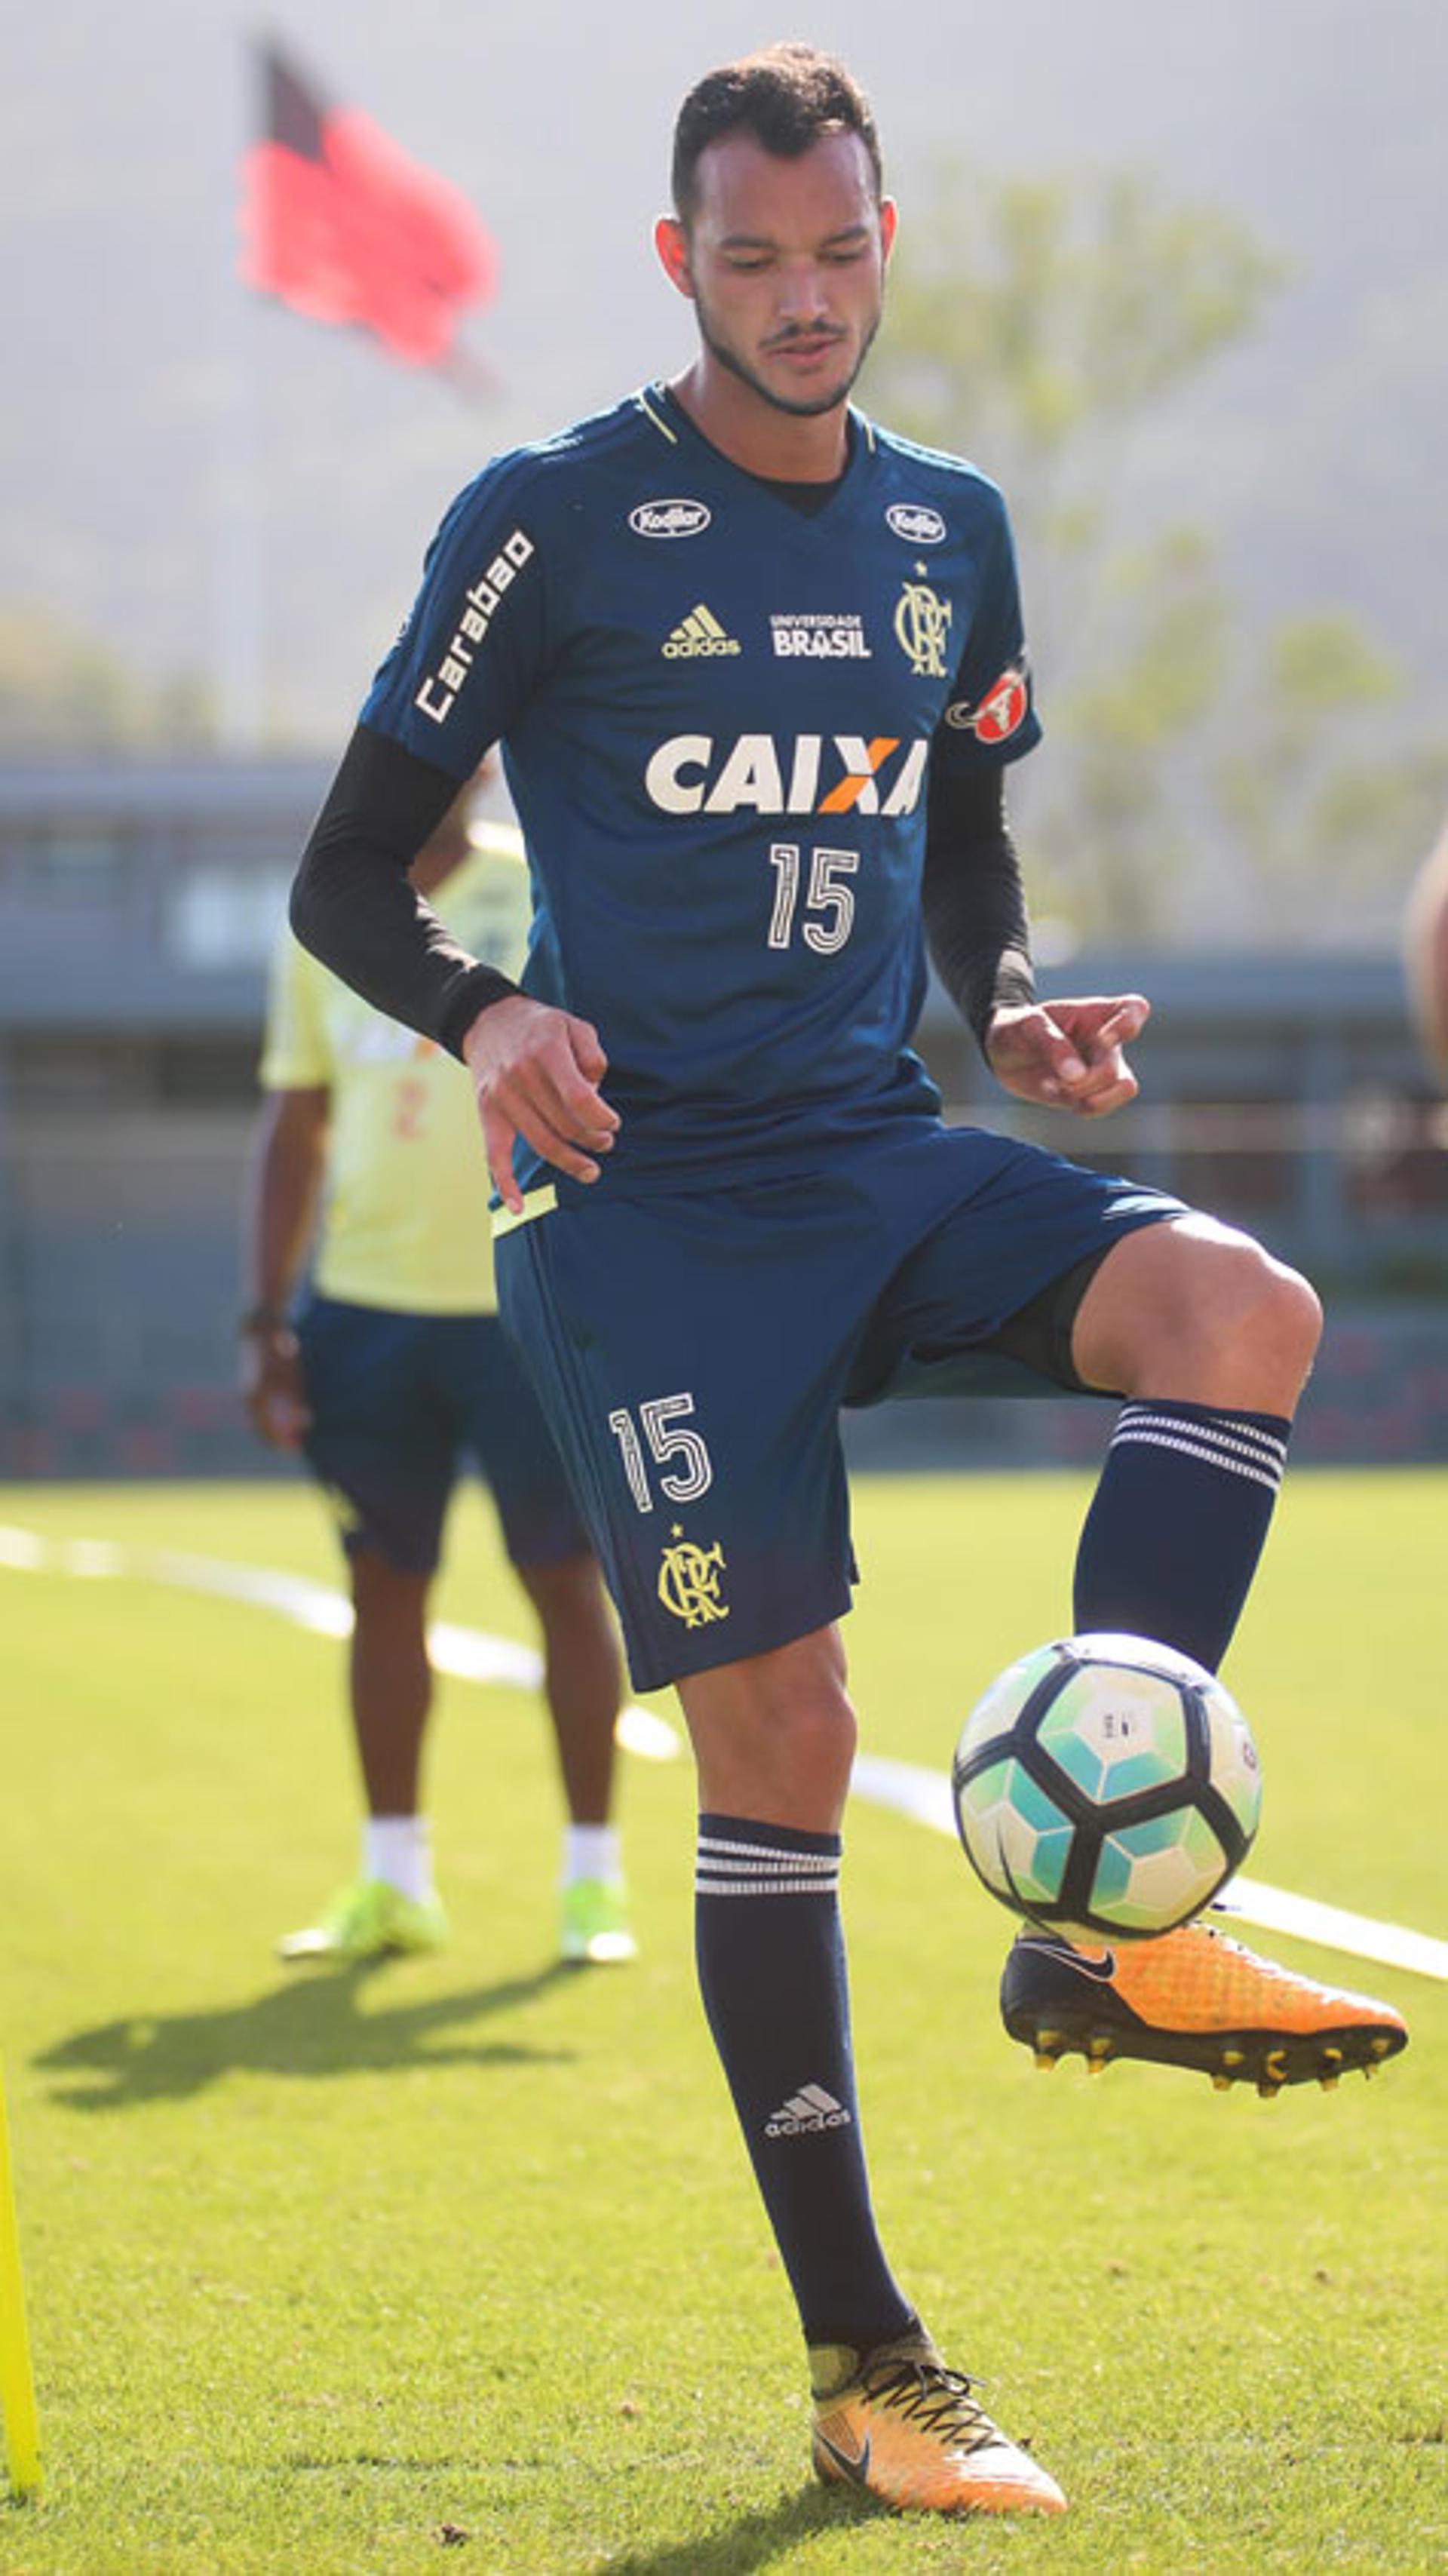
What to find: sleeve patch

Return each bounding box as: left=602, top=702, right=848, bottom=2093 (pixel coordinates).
left=944, top=659, right=1031, bottom=745
left=413, top=530, right=535, bottom=727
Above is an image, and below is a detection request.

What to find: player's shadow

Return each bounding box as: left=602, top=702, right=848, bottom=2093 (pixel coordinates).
left=598, top=2484, right=875, bottom=2574
left=34, top=1962, right=577, bottom=2111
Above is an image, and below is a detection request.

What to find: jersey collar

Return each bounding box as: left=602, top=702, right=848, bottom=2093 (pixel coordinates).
left=639, top=381, right=873, bottom=524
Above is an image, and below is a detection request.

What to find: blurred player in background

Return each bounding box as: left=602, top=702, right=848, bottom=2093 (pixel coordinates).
left=286, top=44, right=1407, bottom=2519
left=1404, top=812, right=1448, bottom=1085
left=241, top=767, right=634, bottom=1969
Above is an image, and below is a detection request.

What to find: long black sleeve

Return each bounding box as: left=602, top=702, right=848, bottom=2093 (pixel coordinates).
left=921, top=762, right=1035, bottom=1056
left=290, top=723, right=521, bottom=1059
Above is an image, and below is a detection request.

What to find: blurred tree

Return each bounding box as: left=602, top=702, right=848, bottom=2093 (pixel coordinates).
left=0, top=609, right=216, bottom=753
left=1214, top=614, right=1448, bottom=939
left=873, top=162, right=1448, bottom=942
left=882, top=165, right=1279, bottom=568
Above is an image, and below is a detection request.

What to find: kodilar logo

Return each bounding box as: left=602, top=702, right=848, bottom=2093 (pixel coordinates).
left=630, top=498, right=712, bottom=539
left=886, top=502, right=946, bottom=545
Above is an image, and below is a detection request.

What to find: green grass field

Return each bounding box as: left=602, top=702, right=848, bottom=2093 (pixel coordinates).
left=1, top=1471, right=1444, bottom=2574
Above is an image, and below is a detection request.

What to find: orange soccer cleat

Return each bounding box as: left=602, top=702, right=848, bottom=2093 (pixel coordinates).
left=1001, top=1920, right=1409, bottom=2094
left=809, top=2331, right=1066, bottom=2516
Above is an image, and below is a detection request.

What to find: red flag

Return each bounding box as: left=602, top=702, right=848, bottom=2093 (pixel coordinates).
left=238, top=45, right=497, bottom=370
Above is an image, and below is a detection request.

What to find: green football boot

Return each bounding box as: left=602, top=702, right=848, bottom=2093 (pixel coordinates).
left=277, top=1878, right=449, bottom=1963
left=559, top=1875, right=637, bottom=1965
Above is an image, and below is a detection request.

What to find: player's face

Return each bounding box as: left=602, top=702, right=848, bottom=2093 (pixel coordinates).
left=658, top=130, right=896, bottom=422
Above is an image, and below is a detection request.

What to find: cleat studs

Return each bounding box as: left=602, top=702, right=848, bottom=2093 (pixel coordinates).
left=1256, top=2077, right=1282, bottom=2099
left=1085, top=2038, right=1113, bottom=2077
left=1035, top=2028, right=1066, bottom=2053
left=1318, top=2074, right=1339, bottom=2092
left=1320, top=2046, right=1343, bottom=2065
left=1220, top=2049, right=1246, bottom=2070
left=1033, top=2050, right=1060, bottom=2072
left=1369, top=2036, right=1394, bottom=2059
left=1212, top=2073, right=1234, bottom=2092
left=1361, top=2064, right=1376, bottom=2080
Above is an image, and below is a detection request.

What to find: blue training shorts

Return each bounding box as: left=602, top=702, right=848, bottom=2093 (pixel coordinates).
left=495, top=1122, right=1183, bottom=1694
left=295, top=1297, right=591, bottom=1576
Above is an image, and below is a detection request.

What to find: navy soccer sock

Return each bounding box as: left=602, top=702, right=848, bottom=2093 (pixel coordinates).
left=694, top=1813, right=915, bottom=2354
left=1073, top=1399, right=1292, bottom=1674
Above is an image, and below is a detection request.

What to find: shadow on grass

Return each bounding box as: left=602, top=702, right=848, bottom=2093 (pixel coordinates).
left=600, top=2482, right=876, bottom=2574
left=34, top=1961, right=578, bottom=2110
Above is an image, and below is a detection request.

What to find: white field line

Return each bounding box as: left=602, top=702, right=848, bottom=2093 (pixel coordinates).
left=0, top=1524, right=680, bottom=1764
left=851, top=1752, right=1448, bottom=1983
left=5, top=1524, right=1444, bottom=1979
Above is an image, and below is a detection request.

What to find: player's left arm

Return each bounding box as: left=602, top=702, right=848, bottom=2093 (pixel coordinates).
left=922, top=763, right=1149, bottom=1119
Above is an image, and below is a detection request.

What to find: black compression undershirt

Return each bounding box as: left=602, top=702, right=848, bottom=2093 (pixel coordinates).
left=760, top=473, right=847, bottom=514
left=290, top=725, right=520, bottom=1058
left=921, top=764, right=1036, bottom=1052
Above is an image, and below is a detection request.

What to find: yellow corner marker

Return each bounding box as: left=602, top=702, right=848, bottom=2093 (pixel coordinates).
left=0, top=2064, right=41, bottom=2500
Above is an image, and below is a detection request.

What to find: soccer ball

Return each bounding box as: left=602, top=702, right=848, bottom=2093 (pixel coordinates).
left=952, top=1632, right=1262, bottom=1942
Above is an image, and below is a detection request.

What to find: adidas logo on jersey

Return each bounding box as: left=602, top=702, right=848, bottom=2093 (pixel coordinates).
left=662, top=603, right=741, bottom=659
left=765, top=2083, right=853, bottom=2138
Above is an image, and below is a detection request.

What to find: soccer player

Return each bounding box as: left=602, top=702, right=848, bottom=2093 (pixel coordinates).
left=288, top=46, right=1407, bottom=2517
left=241, top=771, right=634, bottom=1968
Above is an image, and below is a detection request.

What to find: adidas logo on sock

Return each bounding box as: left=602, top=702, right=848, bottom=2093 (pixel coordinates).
left=662, top=603, right=741, bottom=659
left=765, top=2082, right=852, bottom=2138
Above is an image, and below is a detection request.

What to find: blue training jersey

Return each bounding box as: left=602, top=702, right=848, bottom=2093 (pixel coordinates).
left=361, top=382, right=1041, bottom=1196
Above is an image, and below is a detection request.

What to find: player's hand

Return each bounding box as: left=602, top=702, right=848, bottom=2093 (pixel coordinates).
left=463, top=993, right=620, bottom=1214
left=985, top=993, right=1150, bottom=1118
left=239, top=1328, right=311, bottom=1451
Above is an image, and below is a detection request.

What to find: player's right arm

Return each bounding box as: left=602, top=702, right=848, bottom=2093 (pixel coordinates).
left=290, top=460, right=616, bottom=1207
left=293, top=726, right=617, bottom=1212
left=460, top=993, right=617, bottom=1217
left=238, top=1086, right=328, bottom=1451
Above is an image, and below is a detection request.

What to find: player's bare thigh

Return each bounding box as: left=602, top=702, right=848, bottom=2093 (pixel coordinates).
left=1070, top=1211, right=1322, bottom=1412
left=676, top=1623, right=855, bottom=1831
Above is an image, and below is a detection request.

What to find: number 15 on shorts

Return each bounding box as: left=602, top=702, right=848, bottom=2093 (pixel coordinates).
left=608, top=1395, right=714, bottom=1512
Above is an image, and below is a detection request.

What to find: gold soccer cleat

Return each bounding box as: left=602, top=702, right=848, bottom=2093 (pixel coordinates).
left=809, top=2331, right=1066, bottom=2517
left=1001, top=1920, right=1407, bottom=2089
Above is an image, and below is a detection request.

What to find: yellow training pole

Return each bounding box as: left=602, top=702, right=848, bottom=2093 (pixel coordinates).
left=0, top=2063, right=41, bottom=2499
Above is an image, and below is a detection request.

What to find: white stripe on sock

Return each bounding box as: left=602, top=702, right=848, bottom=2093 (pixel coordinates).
left=695, top=1875, right=840, bottom=1896
left=695, top=1836, right=839, bottom=1899
left=1116, top=1406, right=1287, bottom=1472
left=1108, top=1425, right=1284, bottom=1494
left=697, top=1835, right=838, bottom=1868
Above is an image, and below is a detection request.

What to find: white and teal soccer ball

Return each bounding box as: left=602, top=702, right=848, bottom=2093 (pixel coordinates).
left=952, top=1632, right=1262, bottom=1942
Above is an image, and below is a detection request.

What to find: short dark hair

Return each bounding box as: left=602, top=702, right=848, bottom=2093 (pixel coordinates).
left=671, top=44, right=883, bottom=223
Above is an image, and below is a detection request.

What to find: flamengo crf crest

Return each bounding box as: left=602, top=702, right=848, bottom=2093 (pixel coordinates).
left=893, top=576, right=952, bottom=678
left=658, top=1529, right=730, bottom=1626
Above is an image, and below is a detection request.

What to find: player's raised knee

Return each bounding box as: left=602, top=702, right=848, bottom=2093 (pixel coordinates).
left=1188, top=1236, right=1321, bottom=1406
left=1078, top=1216, right=1321, bottom=1405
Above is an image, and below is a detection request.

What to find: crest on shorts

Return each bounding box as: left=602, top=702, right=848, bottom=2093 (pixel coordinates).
left=658, top=1529, right=730, bottom=1628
